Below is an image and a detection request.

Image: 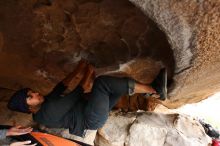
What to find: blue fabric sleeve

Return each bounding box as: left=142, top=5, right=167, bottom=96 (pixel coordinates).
left=0, top=129, right=7, bottom=140
left=46, top=86, right=84, bottom=120
left=46, top=82, right=67, bottom=100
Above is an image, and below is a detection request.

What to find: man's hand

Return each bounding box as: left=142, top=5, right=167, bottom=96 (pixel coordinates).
left=6, top=126, right=33, bottom=136
left=80, top=64, right=96, bottom=93
left=10, top=141, right=36, bottom=146
left=146, top=86, right=157, bottom=94
left=62, top=59, right=88, bottom=89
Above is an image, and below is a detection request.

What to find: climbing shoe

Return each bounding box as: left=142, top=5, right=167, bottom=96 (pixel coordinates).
left=150, top=68, right=167, bottom=100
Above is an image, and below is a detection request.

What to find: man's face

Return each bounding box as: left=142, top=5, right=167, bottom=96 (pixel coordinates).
left=26, top=90, right=44, bottom=106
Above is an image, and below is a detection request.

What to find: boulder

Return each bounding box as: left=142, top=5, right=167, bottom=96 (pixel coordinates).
left=95, top=111, right=212, bottom=146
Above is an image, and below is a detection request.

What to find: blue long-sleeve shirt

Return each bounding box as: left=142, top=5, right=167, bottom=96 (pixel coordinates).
left=33, top=82, right=87, bottom=137
left=0, top=129, right=7, bottom=140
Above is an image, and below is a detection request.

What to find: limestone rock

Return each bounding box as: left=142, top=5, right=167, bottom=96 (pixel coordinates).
left=95, top=112, right=211, bottom=146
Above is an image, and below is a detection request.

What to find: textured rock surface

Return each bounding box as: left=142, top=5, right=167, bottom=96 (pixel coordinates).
left=0, top=0, right=173, bottom=101
left=95, top=111, right=212, bottom=146
left=0, top=0, right=219, bottom=109
left=0, top=32, right=3, bottom=51
left=129, top=0, right=220, bottom=107
left=0, top=0, right=219, bottom=145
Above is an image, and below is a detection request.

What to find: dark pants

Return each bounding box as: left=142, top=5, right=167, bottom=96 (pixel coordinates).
left=84, top=75, right=135, bottom=130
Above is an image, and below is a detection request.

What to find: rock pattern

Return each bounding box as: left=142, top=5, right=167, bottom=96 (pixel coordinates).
left=129, top=0, right=220, bottom=107
left=0, top=0, right=220, bottom=146
left=0, top=0, right=174, bottom=99
left=0, top=0, right=219, bottom=145
left=0, top=0, right=219, bottom=108
left=95, top=111, right=211, bottom=146
left=0, top=32, right=3, bottom=51
left=0, top=0, right=174, bottom=111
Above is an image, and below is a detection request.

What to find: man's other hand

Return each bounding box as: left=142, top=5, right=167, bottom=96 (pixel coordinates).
left=10, top=141, right=36, bottom=146
left=6, top=126, right=33, bottom=136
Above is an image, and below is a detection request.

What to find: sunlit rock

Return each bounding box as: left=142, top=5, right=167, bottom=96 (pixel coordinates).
left=95, top=111, right=212, bottom=146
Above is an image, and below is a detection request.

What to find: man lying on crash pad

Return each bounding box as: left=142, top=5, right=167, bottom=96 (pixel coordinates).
left=7, top=59, right=167, bottom=137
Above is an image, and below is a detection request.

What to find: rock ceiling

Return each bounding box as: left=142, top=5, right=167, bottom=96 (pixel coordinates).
left=0, top=0, right=219, bottom=109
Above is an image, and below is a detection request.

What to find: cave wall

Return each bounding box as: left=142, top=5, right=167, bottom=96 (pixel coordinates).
left=0, top=0, right=174, bottom=95
left=0, top=0, right=219, bottom=110
left=0, top=0, right=219, bottom=145
left=130, top=0, right=220, bottom=107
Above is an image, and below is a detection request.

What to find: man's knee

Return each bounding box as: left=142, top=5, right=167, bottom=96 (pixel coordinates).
left=85, top=107, right=108, bottom=130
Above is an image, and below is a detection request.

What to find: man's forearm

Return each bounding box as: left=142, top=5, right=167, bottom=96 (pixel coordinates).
left=62, top=60, right=88, bottom=89
left=62, top=71, right=85, bottom=88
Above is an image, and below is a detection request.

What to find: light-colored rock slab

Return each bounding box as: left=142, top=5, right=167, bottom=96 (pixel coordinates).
left=95, top=111, right=211, bottom=146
